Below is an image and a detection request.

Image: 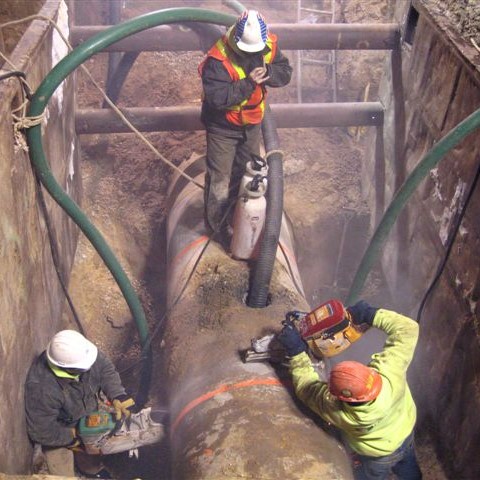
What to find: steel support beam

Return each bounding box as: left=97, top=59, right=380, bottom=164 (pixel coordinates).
left=71, top=24, right=399, bottom=52
left=76, top=102, right=384, bottom=134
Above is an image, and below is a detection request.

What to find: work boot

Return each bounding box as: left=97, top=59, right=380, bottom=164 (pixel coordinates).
left=75, top=452, right=109, bottom=478
left=218, top=224, right=233, bottom=252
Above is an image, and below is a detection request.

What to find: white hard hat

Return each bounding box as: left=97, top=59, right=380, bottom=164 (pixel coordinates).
left=234, top=10, right=268, bottom=53
left=46, top=330, right=98, bottom=370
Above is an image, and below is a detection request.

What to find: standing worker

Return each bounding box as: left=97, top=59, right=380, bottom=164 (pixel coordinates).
left=24, top=330, right=135, bottom=477
left=198, top=9, right=292, bottom=241
left=278, top=300, right=423, bottom=480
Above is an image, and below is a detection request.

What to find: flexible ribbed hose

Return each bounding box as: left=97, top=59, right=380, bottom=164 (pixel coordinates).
left=247, top=105, right=284, bottom=307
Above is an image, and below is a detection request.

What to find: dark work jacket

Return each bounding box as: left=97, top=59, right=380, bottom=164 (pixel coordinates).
left=200, top=41, right=292, bottom=136
left=25, top=351, right=126, bottom=447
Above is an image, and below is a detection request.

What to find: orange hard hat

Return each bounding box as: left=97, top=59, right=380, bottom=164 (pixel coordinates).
left=329, top=361, right=382, bottom=402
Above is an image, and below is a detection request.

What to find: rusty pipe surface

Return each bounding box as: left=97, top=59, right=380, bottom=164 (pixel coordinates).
left=163, top=154, right=353, bottom=479
left=76, top=102, right=384, bottom=134
left=71, top=23, right=400, bottom=52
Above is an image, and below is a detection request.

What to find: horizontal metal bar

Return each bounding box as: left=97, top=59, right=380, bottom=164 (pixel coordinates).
left=300, top=8, right=334, bottom=15
left=71, top=23, right=399, bottom=52
left=302, top=59, right=333, bottom=65
left=75, top=102, right=384, bottom=134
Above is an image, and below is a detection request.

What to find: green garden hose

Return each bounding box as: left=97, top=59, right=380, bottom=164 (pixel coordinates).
left=26, top=8, right=236, bottom=405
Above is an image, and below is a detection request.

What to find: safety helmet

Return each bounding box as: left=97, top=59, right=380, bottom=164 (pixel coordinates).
left=234, top=10, right=268, bottom=53
left=46, top=330, right=98, bottom=370
left=329, top=361, right=382, bottom=402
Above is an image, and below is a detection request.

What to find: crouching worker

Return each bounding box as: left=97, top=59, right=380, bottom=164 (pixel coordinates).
left=278, top=301, right=423, bottom=480
left=25, top=330, right=135, bottom=477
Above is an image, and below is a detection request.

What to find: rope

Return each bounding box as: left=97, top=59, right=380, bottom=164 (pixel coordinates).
left=471, top=38, right=480, bottom=53
left=0, top=14, right=204, bottom=189
left=0, top=50, right=45, bottom=152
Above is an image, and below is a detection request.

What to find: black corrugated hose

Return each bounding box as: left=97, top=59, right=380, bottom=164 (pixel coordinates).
left=247, top=104, right=284, bottom=307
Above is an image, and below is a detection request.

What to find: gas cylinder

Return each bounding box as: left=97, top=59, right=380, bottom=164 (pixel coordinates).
left=231, top=175, right=267, bottom=260
left=239, top=154, right=268, bottom=195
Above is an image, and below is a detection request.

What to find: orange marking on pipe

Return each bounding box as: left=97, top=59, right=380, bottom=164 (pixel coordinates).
left=171, top=377, right=287, bottom=436
left=171, top=235, right=209, bottom=265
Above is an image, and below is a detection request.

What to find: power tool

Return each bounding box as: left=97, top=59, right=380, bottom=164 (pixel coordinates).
left=243, top=299, right=364, bottom=363
left=77, top=407, right=166, bottom=456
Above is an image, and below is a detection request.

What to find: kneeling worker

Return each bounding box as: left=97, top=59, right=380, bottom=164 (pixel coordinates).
left=278, top=301, right=423, bottom=480
left=25, top=330, right=135, bottom=476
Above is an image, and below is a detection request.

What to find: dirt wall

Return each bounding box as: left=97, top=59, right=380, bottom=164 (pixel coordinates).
left=0, top=0, right=81, bottom=473
left=363, top=1, right=480, bottom=477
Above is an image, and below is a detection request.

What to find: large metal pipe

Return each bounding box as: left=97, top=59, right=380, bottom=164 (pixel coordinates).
left=163, top=154, right=353, bottom=479
left=104, top=0, right=123, bottom=107
left=76, top=102, right=384, bottom=134
left=71, top=23, right=400, bottom=52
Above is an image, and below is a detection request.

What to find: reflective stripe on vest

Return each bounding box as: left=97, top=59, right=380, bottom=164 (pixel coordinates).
left=48, top=360, right=80, bottom=380
left=200, top=34, right=278, bottom=126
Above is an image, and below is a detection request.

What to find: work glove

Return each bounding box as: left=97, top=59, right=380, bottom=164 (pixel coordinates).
left=67, top=428, right=82, bottom=450
left=112, top=395, right=135, bottom=421
left=277, top=319, right=307, bottom=357
left=347, top=300, right=378, bottom=327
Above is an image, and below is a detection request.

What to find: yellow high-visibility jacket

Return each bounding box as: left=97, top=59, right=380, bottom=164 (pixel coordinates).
left=290, top=309, right=419, bottom=457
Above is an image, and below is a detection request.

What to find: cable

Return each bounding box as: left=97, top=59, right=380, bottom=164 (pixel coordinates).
left=34, top=172, right=85, bottom=334
left=0, top=58, right=31, bottom=99
left=119, top=197, right=237, bottom=375
left=417, top=160, right=480, bottom=323
left=123, top=172, right=251, bottom=374
left=0, top=69, right=27, bottom=89
left=347, top=106, right=480, bottom=305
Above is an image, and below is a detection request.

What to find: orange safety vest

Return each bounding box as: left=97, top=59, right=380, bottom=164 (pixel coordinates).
left=199, top=34, right=277, bottom=126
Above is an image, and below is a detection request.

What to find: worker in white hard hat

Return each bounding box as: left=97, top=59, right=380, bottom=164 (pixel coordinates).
left=24, top=330, right=135, bottom=477
left=198, top=10, right=292, bottom=244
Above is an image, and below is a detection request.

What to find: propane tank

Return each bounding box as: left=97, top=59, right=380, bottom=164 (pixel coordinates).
left=239, top=154, right=268, bottom=195
left=231, top=175, right=267, bottom=260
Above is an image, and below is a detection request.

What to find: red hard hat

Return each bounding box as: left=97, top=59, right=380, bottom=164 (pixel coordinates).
left=329, top=361, right=382, bottom=402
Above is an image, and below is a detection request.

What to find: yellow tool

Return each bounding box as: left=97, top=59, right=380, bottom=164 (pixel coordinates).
left=295, top=299, right=363, bottom=358
left=243, top=299, right=364, bottom=363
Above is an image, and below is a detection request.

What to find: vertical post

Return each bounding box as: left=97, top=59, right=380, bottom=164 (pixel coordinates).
left=296, top=0, right=303, bottom=103
left=374, top=125, right=386, bottom=225
left=0, top=28, right=5, bottom=57
left=391, top=46, right=408, bottom=286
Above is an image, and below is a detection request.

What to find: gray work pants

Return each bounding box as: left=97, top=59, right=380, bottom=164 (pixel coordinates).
left=204, top=126, right=261, bottom=232
left=43, top=447, right=104, bottom=477
left=43, top=447, right=75, bottom=477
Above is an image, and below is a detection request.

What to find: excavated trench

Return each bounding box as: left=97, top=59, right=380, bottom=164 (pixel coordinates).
left=24, top=0, right=453, bottom=478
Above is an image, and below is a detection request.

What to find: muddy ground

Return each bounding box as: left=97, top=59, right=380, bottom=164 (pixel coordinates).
left=46, top=0, right=470, bottom=478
